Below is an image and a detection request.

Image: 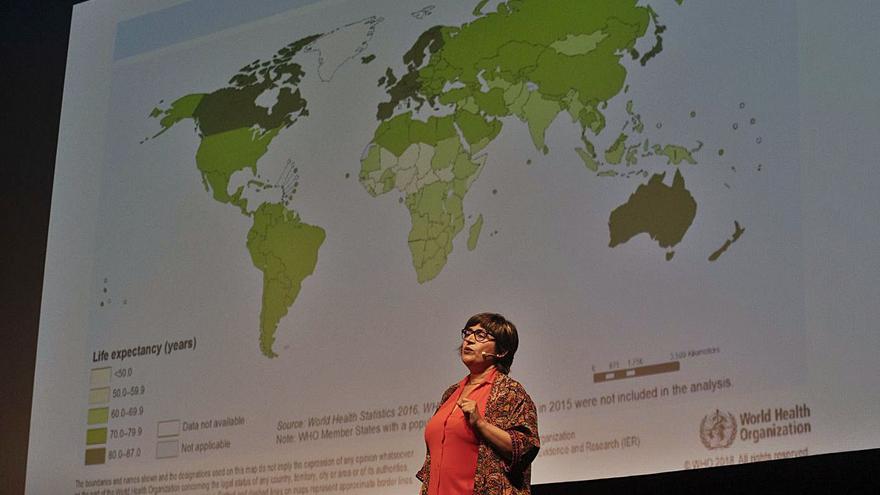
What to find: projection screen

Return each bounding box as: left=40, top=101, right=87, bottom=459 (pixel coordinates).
left=28, top=0, right=880, bottom=493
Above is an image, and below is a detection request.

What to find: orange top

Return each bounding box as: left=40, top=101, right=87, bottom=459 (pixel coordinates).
left=424, top=368, right=498, bottom=495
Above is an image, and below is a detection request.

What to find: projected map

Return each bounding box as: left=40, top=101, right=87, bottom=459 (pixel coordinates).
left=146, top=0, right=753, bottom=358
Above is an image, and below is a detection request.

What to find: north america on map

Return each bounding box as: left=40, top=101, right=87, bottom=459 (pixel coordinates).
left=148, top=17, right=382, bottom=358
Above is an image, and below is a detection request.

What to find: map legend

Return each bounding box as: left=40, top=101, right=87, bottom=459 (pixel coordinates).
left=90, top=367, right=111, bottom=388
left=157, top=420, right=181, bottom=438
left=156, top=419, right=181, bottom=459
left=84, top=447, right=107, bottom=466
left=86, top=428, right=108, bottom=445
left=87, top=407, right=109, bottom=425
left=89, top=387, right=110, bottom=404
left=156, top=419, right=180, bottom=459
left=156, top=440, right=180, bottom=459
left=85, top=367, right=111, bottom=465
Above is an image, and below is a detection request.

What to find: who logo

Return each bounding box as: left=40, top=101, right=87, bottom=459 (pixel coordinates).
left=699, top=409, right=737, bottom=449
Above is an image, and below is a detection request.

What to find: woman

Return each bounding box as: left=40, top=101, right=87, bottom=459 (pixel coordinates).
left=417, top=313, right=540, bottom=495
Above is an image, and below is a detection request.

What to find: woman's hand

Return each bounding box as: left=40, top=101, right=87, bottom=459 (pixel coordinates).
left=456, top=397, right=483, bottom=427
left=456, top=397, right=513, bottom=459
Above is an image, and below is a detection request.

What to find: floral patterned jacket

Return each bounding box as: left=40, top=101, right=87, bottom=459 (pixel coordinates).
left=416, top=372, right=540, bottom=494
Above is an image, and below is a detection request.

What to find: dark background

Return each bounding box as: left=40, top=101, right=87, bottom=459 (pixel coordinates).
left=1, top=1, right=876, bottom=493
left=2, top=0, right=74, bottom=492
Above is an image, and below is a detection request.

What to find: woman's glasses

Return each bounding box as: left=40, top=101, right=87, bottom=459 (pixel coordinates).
left=461, top=328, right=495, bottom=343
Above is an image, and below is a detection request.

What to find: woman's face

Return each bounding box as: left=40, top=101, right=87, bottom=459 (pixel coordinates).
left=460, top=324, right=499, bottom=370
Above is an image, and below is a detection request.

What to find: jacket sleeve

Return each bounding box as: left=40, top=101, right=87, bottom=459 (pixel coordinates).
left=416, top=450, right=430, bottom=493
left=416, top=448, right=430, bottom=481
left=501, top=386, right=540, bottom=473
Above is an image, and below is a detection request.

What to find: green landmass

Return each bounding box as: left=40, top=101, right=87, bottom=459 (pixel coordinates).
left=605, top=133, right=628, bottom=164
left=361, top=54, right=376, bottom=64
left=193, top=84, right=307, bottom=136
left=519, top=92, right=561, bottom=153
left=406, top=151, right=484, bottom=282
left=608, top=169, right=697, bottom=256
left=375, top=26, right=445, bottom=120
left=187, top=34, right=319, bottom=137
left=247, top=203, right=325, bottom=357
left=588, top=132, right=700, bottom=176
left=467, top=214, right=484, bottom=251
left=652, top=144, right=696, bottom=165
left=625, top=145, right=639, bottom=166
left=195, top=127, right=280, bottom=207
left=148, top=32, right=333, bottom=357
left=472, top=0, right=491, bottom=16
left=375, top=0, right=654, bottom=133
left=632, top=116, right=645, bottom=133
left=364, top=0, right=661, bottom=280
left=373, top=112, right=458, bottom=157
left=576, top=147, right=600, bottom=171
left=639, top=8, right=666, bottom=66
left=361, top=123, right=484, bottom=282
left=152, top=94, right=205, bottom=135
left=550, top=31, right=609, bottom=56
left=708, top=221, right=745, bottom=261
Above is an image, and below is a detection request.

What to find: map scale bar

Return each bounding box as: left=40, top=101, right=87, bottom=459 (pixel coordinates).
left=593, top=361, right=680, bottom=383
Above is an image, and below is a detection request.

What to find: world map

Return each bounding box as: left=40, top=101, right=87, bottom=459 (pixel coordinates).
left=148, top=0, right=742, bottom=358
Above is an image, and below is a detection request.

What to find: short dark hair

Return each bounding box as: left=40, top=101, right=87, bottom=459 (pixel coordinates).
left=465, top=312, right=519, bottom=374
